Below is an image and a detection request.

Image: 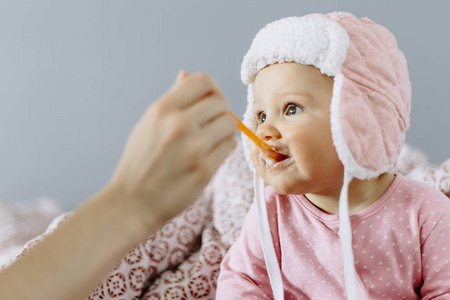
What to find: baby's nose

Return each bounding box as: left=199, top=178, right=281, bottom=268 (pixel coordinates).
left=257, top=122, right=281, bottom=141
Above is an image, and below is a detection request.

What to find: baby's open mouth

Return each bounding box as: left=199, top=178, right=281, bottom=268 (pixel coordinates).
left=260, top=149, right=292, bottom=171
left=265, top=149, right=289, bottom=162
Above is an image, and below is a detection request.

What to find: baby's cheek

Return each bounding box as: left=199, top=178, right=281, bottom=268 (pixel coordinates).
left=249, top=146, right=269, bottom=182
left=249, top=145, right=261, bottom=167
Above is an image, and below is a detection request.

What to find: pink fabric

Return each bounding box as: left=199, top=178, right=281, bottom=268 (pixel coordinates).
left=1, top=143, right=449, bottom=299
left=217, top=174, right=450, bottom=299
left=329, top=13, right=411, bottom=171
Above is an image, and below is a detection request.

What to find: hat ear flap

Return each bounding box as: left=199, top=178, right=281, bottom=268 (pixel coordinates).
left=328, top=13, right=411, bottom=179
left=330, top=74, right=395, bottom=180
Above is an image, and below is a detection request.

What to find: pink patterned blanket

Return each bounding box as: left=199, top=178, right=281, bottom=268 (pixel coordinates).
left=1, top=142, right=449, bottom=299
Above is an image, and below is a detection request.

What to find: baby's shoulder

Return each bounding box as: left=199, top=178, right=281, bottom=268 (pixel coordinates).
left=394, top=175, right=450, bottom=226
left=397, top=176, right=450, bottom=245
left=397, top=175, right=449, bottom=207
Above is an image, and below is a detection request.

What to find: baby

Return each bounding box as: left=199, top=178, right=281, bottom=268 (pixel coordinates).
left=216, top=12, right=450, bottom=299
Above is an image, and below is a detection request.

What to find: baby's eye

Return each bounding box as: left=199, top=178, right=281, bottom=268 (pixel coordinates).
left=285, top=103, right=303, bottom=116
left=258, top=112, right=267, bottom=124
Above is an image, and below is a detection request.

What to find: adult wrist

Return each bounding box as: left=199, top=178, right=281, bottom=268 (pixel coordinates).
left=95, top=182, right=161, bottom=243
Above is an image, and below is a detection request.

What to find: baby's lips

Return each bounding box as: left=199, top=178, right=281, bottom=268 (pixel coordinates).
left=263, top=147, right=289, bottom=162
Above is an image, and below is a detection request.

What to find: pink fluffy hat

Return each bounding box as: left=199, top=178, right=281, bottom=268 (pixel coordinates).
left=240, top=12, right=411, bottom=299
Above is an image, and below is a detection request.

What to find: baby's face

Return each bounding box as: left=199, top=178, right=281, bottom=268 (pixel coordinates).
left=251, top=62, right=344, bottom=195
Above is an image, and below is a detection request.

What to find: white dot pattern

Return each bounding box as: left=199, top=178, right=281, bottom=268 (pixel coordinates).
left=217, top=174, right=450, bottom=299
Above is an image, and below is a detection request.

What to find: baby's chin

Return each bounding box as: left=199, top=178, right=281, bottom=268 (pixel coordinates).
left=262, top=176, right=303, bottom=196
left=251, top=164, right=299, bottom=195
left=270, top=184, right=299, bottom=195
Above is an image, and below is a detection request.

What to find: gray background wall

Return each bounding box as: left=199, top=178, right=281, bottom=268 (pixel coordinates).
left=1, top=0, right=449, bottom=211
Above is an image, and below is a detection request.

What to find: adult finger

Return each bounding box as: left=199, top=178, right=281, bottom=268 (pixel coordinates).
left=204, top=135, right=237, bottom=174
left=185, top=94, right=229, bottom=128
left=176, top=70, right=230, bottom=127
left=165, top=72, right=221, bottom=110
left=138, top=71, right=219, bottom=126
left=200, top=113, right=237, bottom=153
left=175, top=70, right=190, bottom=84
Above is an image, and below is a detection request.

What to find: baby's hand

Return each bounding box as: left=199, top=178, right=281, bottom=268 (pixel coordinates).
left=108, top=71, right=237, bottom=230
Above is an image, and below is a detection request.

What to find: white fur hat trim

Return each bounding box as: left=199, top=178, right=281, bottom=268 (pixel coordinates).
left=241, top=15, right=349, bottom=84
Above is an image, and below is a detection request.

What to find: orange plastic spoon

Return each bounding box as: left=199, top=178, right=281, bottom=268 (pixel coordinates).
left=228, top=111, right=287, bottom=161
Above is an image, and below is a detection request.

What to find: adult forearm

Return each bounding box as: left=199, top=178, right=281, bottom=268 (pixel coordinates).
left=0, top=186, right=153, bottom=300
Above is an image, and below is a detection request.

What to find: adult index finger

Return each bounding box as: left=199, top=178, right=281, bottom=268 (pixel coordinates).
left=164, top=72, right=221, bottom=110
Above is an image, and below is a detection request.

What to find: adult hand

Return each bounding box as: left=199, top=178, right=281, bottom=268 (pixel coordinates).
left=109, top=70, right=237, bottom=230
left=0, top=71, right=237, bottom=300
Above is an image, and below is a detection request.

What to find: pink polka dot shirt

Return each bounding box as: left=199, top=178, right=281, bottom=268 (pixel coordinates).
left=216, top=174, right=450, bottom=299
